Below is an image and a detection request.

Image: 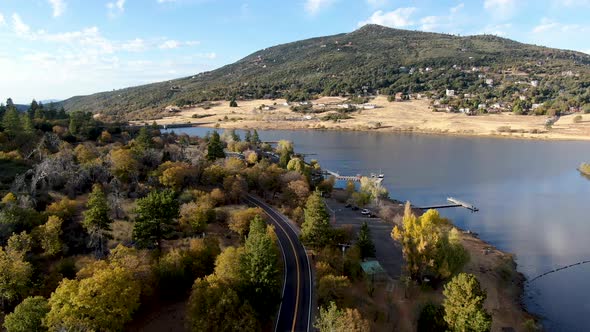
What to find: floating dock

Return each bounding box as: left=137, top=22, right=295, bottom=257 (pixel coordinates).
left=323, top=170, right=384, bottom=184
left=420, top=197, right=479, bottom=212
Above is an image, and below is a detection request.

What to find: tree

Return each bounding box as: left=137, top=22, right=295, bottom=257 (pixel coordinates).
left=301, top=191, right=332, bottom=247
left=3, top=296, right=49, bottom=332
left=187, top=277, right=259, bottom=332
left=392, top=203, right=468, bottom=280
left=443, top=273, right=492, bottom=332
left=37, top=216, right=63, bottom=257
left=356, top=222, right=376, bottom=259
left=179, top=201, right=214, bottom=233
left=244, top=130, right=252, bottom=144
left=214, top=246, right=245, bottom=285
left=82, top=184, right=112, bottom=256
left=109, top=148, right=139, bottom=182
left=2, top=107, right=21, bottom=137
left=45, top=266, right=141, bottom=332
left=314, top=301, right=370, bottom=332
left=135, top=126, right=153, bottom=150
left=0, top=245, right=32, bottom=306
left=207, top=131, right=225, bottom=160
left=133, top=189, right=179, bottom=250
left=251, top=129, right=261, bottom=145
left=277, top=140, right=293, bottom=168
left=228, top=207, right=264, bottom=240
left=229, top=98, right=238, bottom=107
left=317, top=274, right=351, bottom=306
left=240, top=216, right=281, bottom=316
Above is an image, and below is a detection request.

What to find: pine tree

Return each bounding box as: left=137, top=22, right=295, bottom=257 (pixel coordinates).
left=83, top=184, right=113, bottom=257
left=301, top=191, right=332, bottom=247
left=244, top=130, right=252, bottom=144
left=21, top=114, right=34, bottom=135
left=356, top=222, right=376, bottom=259
left=252, top=129, right=260, bottom=145
left=132, top=189, right=179, bottom=250
left=207, top=131, right=225, bottom=161
left=135, top=127, right=153, bottom=150
left=2, top=107, right=22, bottom=137
left=229, top=98, right=238, bottom=107
left=443, top=273, right=492, bottom=332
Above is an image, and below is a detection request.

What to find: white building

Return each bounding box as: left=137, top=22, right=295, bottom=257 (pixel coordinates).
left=446, top=89, right=455, bottom=97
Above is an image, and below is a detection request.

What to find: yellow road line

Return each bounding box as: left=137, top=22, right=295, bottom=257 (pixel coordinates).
left=251, top=198, right=301, bottom=332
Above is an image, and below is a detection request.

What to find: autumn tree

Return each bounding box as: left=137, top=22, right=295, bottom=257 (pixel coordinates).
left=187, top=276, right=259, bottom=332
left=240, top=216, right=281, bottom=316
left=45, top=266, right=141, bottom=331
left=228, top=207, right=264, bottom=240
left=277, top=140, right=294, bottom=168
left=207, top=131, right=225, bottom=160
left=45, top=197, right=78, bottom=220
left=179, top=201, right=214, bottom=234
left=3, top=296, right=49, bottom=332
left=318, top=274, right=351, bottom=306
left=314, top=301, right=370, bottom=332
left=443, top=273, right=492, bottom=332
left=392, top=203, right=468, bottom=280
left=109, top=148, right=138, bottom=182
left=301, top=190, right=332, bottom=247
left=0, top=242, right=32, bottom=307
left=37, top=216, right=63, bottom=257
left=82, top=184, right=112, bottom=257
left=133, top=189, right=179, bottom=250
left=356, top=222, right=376, bottom=259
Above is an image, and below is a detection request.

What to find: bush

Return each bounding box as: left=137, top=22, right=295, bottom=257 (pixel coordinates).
left=573, top=115, right=583, bottom=123
left=3, top=296, right=50, bottom=332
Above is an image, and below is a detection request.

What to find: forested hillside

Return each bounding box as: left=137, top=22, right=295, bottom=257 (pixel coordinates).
left=60, top=24, right=590, bottom=120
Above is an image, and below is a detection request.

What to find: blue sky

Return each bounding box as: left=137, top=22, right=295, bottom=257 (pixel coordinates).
left=1, top=0, right=590, bottom=103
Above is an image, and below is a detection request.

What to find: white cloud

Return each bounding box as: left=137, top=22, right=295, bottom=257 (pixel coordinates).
left=107, top=0, right=126, bottom=17
left=304, top=0, right=336, bottom=15
left=48, top=0, right=66, bottom=17
left=0, top=13, right=5, bottom=26
left=450, top=3, right=464, bottom=14
left=159, top=39, right=200, bottom=49
left=532, top=19, right=559, bottom=33
left=582, top=49, right=590, bottom=55
left=532, top=18, right=589, bottom=34
left=559, top=0, right=590, bottom=6
left=358, top=8, right=416, bottom=28
left=12, top=14, right=30, bottom=35
left=483, top=0, right=516, bottom=18
left=121, top=38, right=146, bottom=52
left=157, top=0, right=177, bottom=3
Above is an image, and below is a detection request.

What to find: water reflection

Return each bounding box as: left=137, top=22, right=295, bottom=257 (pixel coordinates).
left=166, top=127, right=590, bottom=330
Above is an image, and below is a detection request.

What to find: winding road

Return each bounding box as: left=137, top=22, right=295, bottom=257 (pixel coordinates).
left=243, top=195, right=313, bottom=332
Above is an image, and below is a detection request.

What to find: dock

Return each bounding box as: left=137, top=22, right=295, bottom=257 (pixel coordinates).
left=323, top=169, right=384, bottom=184
left=420, top=197, right=479, bottom=212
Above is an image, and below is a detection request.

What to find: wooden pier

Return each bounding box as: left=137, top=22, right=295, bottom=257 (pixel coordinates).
left=420, top=197, right=479, bottom=212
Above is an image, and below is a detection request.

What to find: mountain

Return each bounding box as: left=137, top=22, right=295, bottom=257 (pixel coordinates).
left=60, top=24, right=590, bottom=120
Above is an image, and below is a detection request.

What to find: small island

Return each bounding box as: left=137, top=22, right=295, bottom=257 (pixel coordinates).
left=579, top=162, right=590, bottom=177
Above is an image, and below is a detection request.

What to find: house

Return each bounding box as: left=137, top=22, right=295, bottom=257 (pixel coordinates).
left=519, top=96, right=527, bottom=101
left=485, top=79, right=494, bottom=86
left=262, top=106, right=275, bottom=111
left=363, top=104, right=377, bottom=109
left=478, top=74, right=486, bottom=79
left=165, top=105, right=181, bottom=113
left=395, top=92, right=404, bottom=101
left=425, top=67, right=432, bottom=72
left=446, top=89, right=455, bottom=97
left=532, top=103, right=543, bottom=110
left=531, top=80, right=539, bottom=87
left=478, top=104, right=487, bottom=110
left=337, top=104, right=351, bottom=109
left=464, top=93, right=473, bottom=98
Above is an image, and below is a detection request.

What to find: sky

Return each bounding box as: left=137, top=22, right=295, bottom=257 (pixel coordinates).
left=1, top=0, right=590, bottom=104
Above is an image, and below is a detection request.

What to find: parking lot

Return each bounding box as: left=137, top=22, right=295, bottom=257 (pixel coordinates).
left=325, top=198, right=403, bottom=279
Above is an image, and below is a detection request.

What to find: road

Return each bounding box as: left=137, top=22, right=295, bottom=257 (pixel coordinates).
left=243, top=195, right=312, bottom=332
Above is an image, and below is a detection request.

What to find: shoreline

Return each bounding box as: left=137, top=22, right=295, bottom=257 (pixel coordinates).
left=155, top=121, right=590, bottom=142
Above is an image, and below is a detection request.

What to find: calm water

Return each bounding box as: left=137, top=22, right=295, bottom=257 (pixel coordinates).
left=167, top=127, right=590, bottom=331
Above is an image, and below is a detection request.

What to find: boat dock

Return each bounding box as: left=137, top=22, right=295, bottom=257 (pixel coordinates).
left=420, top=197, right=479, bottom=212
left=323, top=170, right=384, bottom=184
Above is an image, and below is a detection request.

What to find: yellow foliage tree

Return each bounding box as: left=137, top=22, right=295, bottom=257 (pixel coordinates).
left=109, top=148, right=138, bottom=182
left=228, top=207, right=264, bottom=240
left=45, top=266, right=141, bottom=331
left=1, top=192, right=17, bottom=205
left=38, top=216, right=63, bottom=257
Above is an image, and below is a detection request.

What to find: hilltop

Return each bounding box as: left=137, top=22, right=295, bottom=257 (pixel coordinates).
left=60, top=24, right=590, bottom=121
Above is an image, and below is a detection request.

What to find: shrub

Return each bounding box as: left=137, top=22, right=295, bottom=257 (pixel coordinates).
left=573, top=115, right=583, bottom=123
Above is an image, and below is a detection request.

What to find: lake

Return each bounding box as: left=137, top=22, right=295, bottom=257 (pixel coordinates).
left=166, top=127, right=590, bottom=331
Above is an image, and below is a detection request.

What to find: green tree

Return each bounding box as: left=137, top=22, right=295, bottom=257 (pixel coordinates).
left=132, top=189, right=179, bottom=250
left=45, top=266, right=141, bottom=332
left=207, top=131, right=225, bottom=161
left=301, top=191, right=332, bottom=247
left=443, top=273, right=492, bottom=332
left=135, top=126, right=153, bottom=150
left=37, top=216, right=63, bottom=257
left=21, top=114, right=34, bottom=135
left=229, top=98, right=238, bottom=107
left=3, top=296, right=49, bottom=332
left=2, top=107, right=21, bottom=137
left=244, top=130, right=252, bottom=144
left=82, top=184, right=112, bottom=256
left=251, top=129, right=261, bottom=145
left=240, top=216, right=281, bottom=316
left=356, top=222, right=376, bottom=259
